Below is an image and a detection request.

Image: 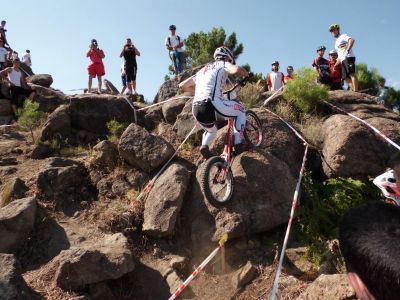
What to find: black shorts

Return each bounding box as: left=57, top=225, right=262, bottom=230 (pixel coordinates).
left=330, top=82, right=343, bottom=90
left=125, top=65, right=137, bottom=82
left=10, top=86, right=32, bottom=107
left=192, top=100, right=216, bottom=128
left=342, top=57, right=356, bottom=79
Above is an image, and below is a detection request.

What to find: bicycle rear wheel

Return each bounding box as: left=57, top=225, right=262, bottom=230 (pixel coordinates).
left=244, top=110, right=263, bottom=147
left=200, top=156, right=234, bottom=207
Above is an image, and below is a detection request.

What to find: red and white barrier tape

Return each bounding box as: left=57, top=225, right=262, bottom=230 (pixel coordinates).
left=133, top=124, right=198, bottom=203
left=168, top=233, right=228, bottom=300
left=270, top=144, right=309, bottom=300
left=137, top=95, right=192, bottom=112
left=263, top=86, right=284, bottom=106
left=324, top=101, right=400, bottom=151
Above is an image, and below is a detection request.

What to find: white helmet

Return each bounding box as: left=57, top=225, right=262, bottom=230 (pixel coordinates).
left=373, top=169, right=400, bottom=206
left=213, top=46, right=235, bottom=64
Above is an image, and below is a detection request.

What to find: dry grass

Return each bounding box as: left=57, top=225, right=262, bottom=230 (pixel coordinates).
left=274, top=100, right=299, bottom=123
left=237, top=82, right=263, bottom=108
left=300, top=115, right=325, bottom=147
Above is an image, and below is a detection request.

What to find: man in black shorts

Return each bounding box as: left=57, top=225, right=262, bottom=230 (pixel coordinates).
left=329, top=24, right=358, bottom=91
left=120, top=38, right=140, bottom=94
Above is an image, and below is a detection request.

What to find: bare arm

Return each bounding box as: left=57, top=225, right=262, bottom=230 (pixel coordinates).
left=20, top=74, right=28, bottom=88
left=347, top=38, right=355, bottom=52
left=120, top=47, right=125, bottom=58
left=134, top=47, right=140, bottom=56
left=1, top=68, right=12, bottom=84
left=86, top=48, right=92, bottom=57
left=97, top=49, right=105, bottom=58
left=225, top=64, right=249, bottom=78
left=178, top=77, right=195, bottom=95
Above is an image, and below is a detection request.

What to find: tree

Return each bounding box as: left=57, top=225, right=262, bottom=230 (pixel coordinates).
left=356, top=63, right=381, bottom=94
left=182, top=27, right=244, bottom=70
left=17, top=100, right=46, bottom=143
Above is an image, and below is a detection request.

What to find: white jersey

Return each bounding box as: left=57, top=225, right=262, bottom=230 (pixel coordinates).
left=165, top=35, right=184, bottom=53
left=22, top=53, right=32, bottom=66
left=0, top=47, right=7, bottom=63
left=335, top=33, right=355, bottom=61
left=193, top=61, right=232, bottom=103
left=9, top=68, right=22, bottom=87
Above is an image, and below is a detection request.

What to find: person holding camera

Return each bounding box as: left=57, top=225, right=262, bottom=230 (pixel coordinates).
left=86, top=38, right=105, bottom=93
left=120, top=38, right=140, bottom=94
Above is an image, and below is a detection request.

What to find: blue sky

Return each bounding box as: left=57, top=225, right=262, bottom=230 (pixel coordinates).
left=3, top=0, right=400, bottom=101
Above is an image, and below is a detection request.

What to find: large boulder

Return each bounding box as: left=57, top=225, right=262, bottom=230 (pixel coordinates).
left=0, top=99, right=12, bottom=116
left=137, top=105, right=164, bottom=131
left=67, top=94, right=136, bottom=134
left=0, top=197, right=37, bottom=253
left=0, top=254, right=31, bottom=300
left=0, top=178, right=29, bottom=207
left=154, top=78, right=179, bottom=103
left=143, top=163, right=190, bottom=237
left=91, top=140, right=119, bottom=169
left=36, top=158, right=97, bottom=213
left=39, top=105, right=71, bottom=141
left=49, top=233, right=135, bottom=290
left=26, top=74, right=53, bottom=88
left=162, top=96, right=190, bottom=124
left=297, top=274, right=355, bottom=300
left=173, top=98, right=201, bottom=139
left=321, top=114, right=400, bottom=178
left=29, top=83, right=68, bottom=113
left=118, top=123, right=175, bottom=172
left=187, top=151, right=296, bottom=253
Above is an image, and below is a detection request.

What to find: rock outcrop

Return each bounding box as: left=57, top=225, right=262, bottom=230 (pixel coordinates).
left=143, top=163, right=190, bottom=238
left=0, top=178, right=29, bottom=207
left=0, top=197, right=37, bottom=253
left=27, top=74, right=53, bottom=88
left=118, top=123, right=175, bottom=172
left=0, top=254, right=31, bottom=300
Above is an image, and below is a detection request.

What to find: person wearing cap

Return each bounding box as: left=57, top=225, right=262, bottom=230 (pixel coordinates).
left=165, top=25, right=185, bottom=75
left=0, top=58, right=35, bottom=122
left=312, top=46, right=331, bottom=85
left=328, top=49, right=343, bottom=90
left=86, top=38, right=106, bottom=93
left=284, top=66, right=294, bottom=83
left=22, top=50, right=32, bottom=67
left=266, top=61, right=284, bottom=92
left=329, top=24, right=358, bottom=91
left=120, top=38, right=140, bottom=94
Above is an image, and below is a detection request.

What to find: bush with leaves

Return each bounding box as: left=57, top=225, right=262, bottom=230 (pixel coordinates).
left=356, top=63, right=381, bottom=94
left=296, top=173, right=381, bottom=264
left=107, top=119, right=127, bottom=143
left=283, top=68, right=329, bottom=114
left=17, top=100, right=46, bottom=143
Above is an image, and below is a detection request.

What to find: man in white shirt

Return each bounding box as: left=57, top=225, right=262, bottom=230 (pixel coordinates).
left=22, top=50, right=32, bottom=67
left=267, top=61, right=284, bottom=92
left=165, top=25, right=186, bottom=75
left=179, top=46, right=249, bottom=158
left=329, top=24, right=358, bottom=92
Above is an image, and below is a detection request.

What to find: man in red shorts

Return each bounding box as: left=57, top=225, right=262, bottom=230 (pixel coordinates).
left=86, top=39, right=105, bottom=93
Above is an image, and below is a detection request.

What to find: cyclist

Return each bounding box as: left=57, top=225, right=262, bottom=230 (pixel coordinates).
left=179, top=46, right=249, bottom=159
left=373, top=153, right=400, bottom=206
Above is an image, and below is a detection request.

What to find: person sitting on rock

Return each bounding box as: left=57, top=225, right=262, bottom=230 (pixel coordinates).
left=178, top=46, right=249, bottom=159
left=86, top=38, right=105, bottom=93
left=339, top=201, right=400, bottom=300
left=0, top=58, right=35, bottom=122
left=328, top=49, right=343, bottom=90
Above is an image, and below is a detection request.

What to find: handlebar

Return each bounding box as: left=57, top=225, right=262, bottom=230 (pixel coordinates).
left=223, top=74, right=252, bottom=95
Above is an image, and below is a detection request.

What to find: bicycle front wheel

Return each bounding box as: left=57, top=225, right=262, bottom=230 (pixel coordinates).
left=244, top=110, right=263, bottom=147
left=200, top=156, right=234, bottom=207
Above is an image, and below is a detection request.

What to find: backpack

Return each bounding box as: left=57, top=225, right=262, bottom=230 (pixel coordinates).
left=168, top=36, right=181, bottom=47
left=314, top=58, right=332, bottom=85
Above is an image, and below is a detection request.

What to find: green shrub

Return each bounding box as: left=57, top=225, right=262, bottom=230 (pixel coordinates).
left=296, top=173, right=381, bottom=264
left=17, top=100, right=46, bottom=143
left=107, top=119, right=127, bottom=143
left=237, top=82, right=263, bottom=108
left=283, top=68, right=329, bottom=114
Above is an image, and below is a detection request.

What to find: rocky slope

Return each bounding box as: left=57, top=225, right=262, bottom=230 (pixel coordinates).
left=0, top=76, right=397, bottom=299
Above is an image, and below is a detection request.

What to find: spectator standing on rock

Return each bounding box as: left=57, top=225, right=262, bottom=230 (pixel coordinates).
left=120, top=62, right=127, bottom=95
left=0, top=20, right=10, bottom=49
left=120, top=38, right=140, bottom=95
left=328, top=50, right=343, bottom=90
left=266, top=61, right=284, bottom=92
left=284, top=66, right=294, bottom=83
left=0, top=40, right=7, bottom=70
left=165, top=25, right=186, bottom=75
left=339, top=201, right=400, bottom=300
left=376, top=77, right=389, bottom=106
left=329, top=24, right=359, bottom=92
left=0, top=58, right=35, bottom=121
left=312, top=46, right=331, bottom=86
left=22, top=50, right=32, bottom=67
left=86, top=38, right=105, bottom=93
